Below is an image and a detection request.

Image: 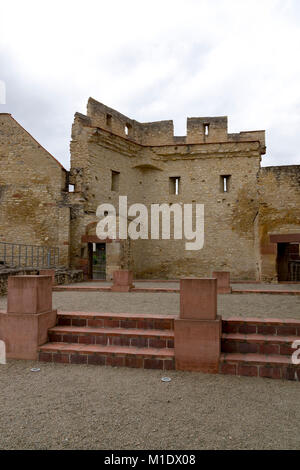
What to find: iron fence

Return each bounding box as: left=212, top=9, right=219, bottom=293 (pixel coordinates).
left=0, top=242, right=59, bottom=268
left=289, top=261, right=300, bottom=282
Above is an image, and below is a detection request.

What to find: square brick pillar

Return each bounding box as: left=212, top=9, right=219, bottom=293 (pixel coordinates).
left=111, top=270, right=135, bottom=292
left=39, top=269, right=56, bottom=286
left=212, top=271, right=232, bottom=294
left=174, top=278, right=221, bottom=373
left=0, top=276, right=57, bottom=360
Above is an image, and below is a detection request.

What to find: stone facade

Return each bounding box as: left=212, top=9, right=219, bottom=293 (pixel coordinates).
left=69, top=98, right=266, bottom=280
left=258, top=166, right=300, bottom=281
left=0, top=99, right=299, bottom=281
left=0, top=114, right=70, bottom=266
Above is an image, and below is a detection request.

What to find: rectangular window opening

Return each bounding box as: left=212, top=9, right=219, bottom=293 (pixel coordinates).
left=68, top=184, right=75, bottom=193
left=125, top=123, right=132, bottom=137
left=221, top=175, right=231, bottom=193
left=169, top=176, right=180, bottom=195
left=204, top=123, right=210, bottom=136
left=111, top=170, right=120, bottom=191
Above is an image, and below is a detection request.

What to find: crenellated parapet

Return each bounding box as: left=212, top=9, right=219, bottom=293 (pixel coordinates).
left=83, top=97, right=265, bottom=152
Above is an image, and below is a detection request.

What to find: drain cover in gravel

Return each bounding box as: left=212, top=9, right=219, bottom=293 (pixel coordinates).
left=30, top=368, right=40, bottom=372
left=161, top=377, right=171, bottom=382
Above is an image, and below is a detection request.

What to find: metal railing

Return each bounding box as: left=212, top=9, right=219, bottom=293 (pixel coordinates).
left=0, top=242, right=59, bottom=268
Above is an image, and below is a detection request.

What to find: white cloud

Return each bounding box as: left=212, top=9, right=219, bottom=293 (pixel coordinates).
left=0, top=0, right=300, bottom=167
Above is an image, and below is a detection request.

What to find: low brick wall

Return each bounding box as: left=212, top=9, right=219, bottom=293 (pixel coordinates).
left=0, top=267, right=83, bottom=296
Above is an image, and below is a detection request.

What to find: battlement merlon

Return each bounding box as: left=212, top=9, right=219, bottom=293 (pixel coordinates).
left=81, top=97, right=265, bottom=152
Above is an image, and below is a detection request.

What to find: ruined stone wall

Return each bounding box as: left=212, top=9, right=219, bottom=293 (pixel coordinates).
left=69, top=112, right=141, bottom=273
left=131, top=143, right=261, bottom=279
left=86, top=98, right=175, bottom=146
left=3, top=100, right=285, bottom=281
left=258, top=166, right=300, bottom=281
left=86, top=97, right=266, bottom=149
left=70, top=99, right=266, bottom=280
left=0, top=114, right=70, bottom=266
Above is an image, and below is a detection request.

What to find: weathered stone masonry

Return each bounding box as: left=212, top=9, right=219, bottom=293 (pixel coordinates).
left=69, top=98, right=266, bottom=280
left=0, top=98, right=299, bottom=281
left=0, top=114, right=70, bottom=266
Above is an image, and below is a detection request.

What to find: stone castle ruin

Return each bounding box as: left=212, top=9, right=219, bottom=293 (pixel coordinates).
left=0, top=97, right=299, bottom=281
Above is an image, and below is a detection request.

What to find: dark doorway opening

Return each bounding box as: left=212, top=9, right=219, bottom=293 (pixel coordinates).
left=88, top=243, right=106, bottom=279
left=277, top=243, right=300, bottom=281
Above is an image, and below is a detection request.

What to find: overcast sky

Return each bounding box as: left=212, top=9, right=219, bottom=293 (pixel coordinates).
left=1, top=0, right=300, bottom=169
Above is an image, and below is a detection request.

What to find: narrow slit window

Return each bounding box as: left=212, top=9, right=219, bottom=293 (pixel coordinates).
left=111, top=170, right=120, bottom=191
left=125, top=123, right=132, bottom=136
left=106, top=114, right=112, bottom=127
left=169, top=176, right=180, bottom=195
left=204, top=123, right=209, bottom=136
left=221, top=175, right=231, bottom=193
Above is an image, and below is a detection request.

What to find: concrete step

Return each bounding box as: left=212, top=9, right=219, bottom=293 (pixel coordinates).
left=57, top=311, right=176, bottom=330
left=48, top=325, right=174, bottom=349
left=38, top=342, right=175, bottom=370
left=222, top=332, right=300, bottom=356
left=220, top=352, right=300, bottom=380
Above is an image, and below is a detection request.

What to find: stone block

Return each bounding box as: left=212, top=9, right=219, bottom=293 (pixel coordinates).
left=174, top=316, right=222, bottom=373
left=180, top=278, right=217, bottom=320
left=0, top=310, right=57, bottom=360
left=212, top=271, right=231, bottom=294
left=39, top=269, right=56, bottom=285
left=7, top=275, right=52, bottom=314
left=111, top=270, right=134, bottom=292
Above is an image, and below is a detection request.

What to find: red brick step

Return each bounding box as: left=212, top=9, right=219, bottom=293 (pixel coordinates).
left=220, top=352, right=300, bottom=380
left=222, top=332, right=299, bottom=356
left=220, top=353, right=300, bottom=380
left=39, top=342, right=175, bottom=370
left=222, top=317, right=300, bottom=336
left=57, top=311, right=176, bottom=330
left=48, top=325, right=174, bottom=348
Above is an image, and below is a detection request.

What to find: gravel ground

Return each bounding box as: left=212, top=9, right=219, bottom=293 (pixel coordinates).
left=0, top=360, right=300, bottom=450
left=233, top=283, right=300, bottom=291
left=57, top=281, right=300, bottom=291
left=1, top=291, right=299, bottom=320
left=1, top=285, right=300, bottom=450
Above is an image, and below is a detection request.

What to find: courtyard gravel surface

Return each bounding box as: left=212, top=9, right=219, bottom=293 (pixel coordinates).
left=0, top=360, right=300, bottom=450
left=53, top=281, right=300, bottom=291
left=1, top=286, right=300, bottom=450
left=1, top=290, right=299, bottom=319
left=233, top=283, right=300, bottom=291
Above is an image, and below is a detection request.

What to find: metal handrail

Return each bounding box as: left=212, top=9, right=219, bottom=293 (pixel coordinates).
left=0, top=242, right=59, bottom=268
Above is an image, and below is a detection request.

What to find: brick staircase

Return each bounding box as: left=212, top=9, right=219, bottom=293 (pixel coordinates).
left=38, top=312, right=300, bottom=380
left=220, top=318, right=300, bottom=380
left=38, top=311, right=176, bottom=370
